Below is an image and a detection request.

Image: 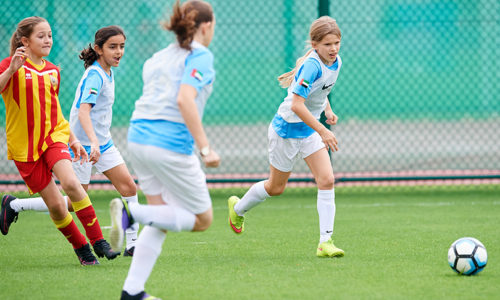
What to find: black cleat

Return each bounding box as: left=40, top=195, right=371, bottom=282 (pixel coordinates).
left=123, top=246, right=135, bottom=257
left=121, top=290, right=161, bottom=300
left=1, top=195, right=19, bottom=235
left=93, top=239, right=121, bottom=260
left=74, top=243, right=100, bottom=266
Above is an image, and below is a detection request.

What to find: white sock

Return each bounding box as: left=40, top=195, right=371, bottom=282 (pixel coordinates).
left=129, top=202, right=195, bottom=232
left=123, top=226, right=166, bottom=295
left=124, top=195, right=139, bottom=249
left=317, top=189, right=336, bottom=244
left=9, top=196, right=69, bottom=212
left=234, top=180, right=269, bottom=216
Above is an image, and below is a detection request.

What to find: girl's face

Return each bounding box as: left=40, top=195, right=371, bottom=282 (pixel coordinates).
left=202, top=16, right=216, bottom=47
left=312, top=33, right=341, bottom=66
left=95, top=34, right=126, bottom=71
left=23, top=22, right=53, bottom=60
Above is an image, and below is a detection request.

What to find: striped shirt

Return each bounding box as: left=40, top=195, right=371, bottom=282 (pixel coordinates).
left=0, top=57, right=70, bottom=162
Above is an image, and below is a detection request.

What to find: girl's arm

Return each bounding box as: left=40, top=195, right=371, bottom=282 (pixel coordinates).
left=0, top=47, right=27, bottom=92
left=291, top=94, right=339, bottom=151
left=323, top=100, right=338, bottom=125
left=78, top=103, right=100, bottom=164
left=177, top=83, right=220, bottom=168
left=69, top=131, right=88, bottom=165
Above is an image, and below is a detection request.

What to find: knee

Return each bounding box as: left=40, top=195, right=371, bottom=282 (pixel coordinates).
left=192, top=211, right=213, bottom=232
left=267, top=185, right=285, bottom=196
left=118, top=181, right=137, bottom=197
left=48, top=200, right=68, bottom=216
left=316, top=175, right=335, bottom=190
left=60, top=178, right=82, bottom=195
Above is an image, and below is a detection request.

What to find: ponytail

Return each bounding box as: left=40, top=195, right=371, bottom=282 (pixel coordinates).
left=9, top=32, right=23, bottom=56
left=164, top=0, right=213, bottom=51
left=79, top=44, right=99, bottom=69
left=277, top=48, right=314, bottom=88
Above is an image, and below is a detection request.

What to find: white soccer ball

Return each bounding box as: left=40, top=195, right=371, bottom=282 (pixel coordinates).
left=448, top=237, right=487, bottom=275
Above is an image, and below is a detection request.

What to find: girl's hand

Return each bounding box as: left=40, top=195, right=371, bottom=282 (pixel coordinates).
left=89, top=141, right=101, bottom=165
left=71, top=141, right=89, bottom=165
left=319, top=127, right=339, bottom=152
left=325, top=111, right=338, bottom=125
left=8, top=47, right=28, bottom=73
left=202, top=149, right=220, bottom=168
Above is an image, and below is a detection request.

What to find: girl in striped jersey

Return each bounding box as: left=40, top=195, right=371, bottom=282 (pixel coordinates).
left=2, top=26, right=139, bottom=257
left=228, top=16, right=345, bottom=258
left=109, top=1, right=218, bottom=299
left=0, top=16, right=119, bottom=265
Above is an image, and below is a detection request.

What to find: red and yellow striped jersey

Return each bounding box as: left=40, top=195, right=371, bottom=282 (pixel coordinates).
left=0, top=57, right=70, bottom=162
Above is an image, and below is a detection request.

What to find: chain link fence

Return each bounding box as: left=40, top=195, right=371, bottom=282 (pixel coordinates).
left=1, top=0, right=499, bottom=190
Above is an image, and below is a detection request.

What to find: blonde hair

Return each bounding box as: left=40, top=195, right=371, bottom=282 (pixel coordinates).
left=9, top=16, right=48, bottom=56
left=278, top=16, right=341, bottom=88
left=164, top=0, right=214, bottom=51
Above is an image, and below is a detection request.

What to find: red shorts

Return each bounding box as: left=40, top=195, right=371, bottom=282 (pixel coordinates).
left=14, top=142, right=72, bottom=194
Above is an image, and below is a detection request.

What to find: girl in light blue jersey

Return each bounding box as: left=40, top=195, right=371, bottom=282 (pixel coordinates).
left=109, top=1, right=218, bottom=299
left=228, top=16, right=345, bottom=258
left=71, top=26, right=139, bottom=257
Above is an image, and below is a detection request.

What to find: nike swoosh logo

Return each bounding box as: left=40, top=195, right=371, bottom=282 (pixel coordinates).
left=87, top=217, right=97, bottom=227
left=229, top=219, right=242, bottom=233
left=326, top=231, right=333, bottom=233
left=65, top=234, right=72, bottom=239
left=322, top=82, right=334, bottom=90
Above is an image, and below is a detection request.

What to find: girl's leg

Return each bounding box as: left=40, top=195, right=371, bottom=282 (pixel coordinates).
left=233, top=165, right=290, bottom=216
left=122, top=194, right=212, bottom=295
left=52, top=160, right=114, bottom=251
left=104, top=163, right=139, bottom=253
left=9, top=195, right=70, bottom=213
left=304, top=148, right=343, bottom=256
left=38, top=180, right=87, bottom=249
left=228, top=165, right=290, bottom=233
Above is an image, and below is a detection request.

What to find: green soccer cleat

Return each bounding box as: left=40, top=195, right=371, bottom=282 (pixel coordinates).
left=228, top=196, right=244, bottom=234
left=316, top=239, right=345, bottom=257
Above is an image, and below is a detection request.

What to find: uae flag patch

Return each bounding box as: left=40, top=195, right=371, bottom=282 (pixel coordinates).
left=299, top=78, right=310, bottom=88
left=89, top=87, right=98, bottom=95
left=191, top=69, right=203, bottom=81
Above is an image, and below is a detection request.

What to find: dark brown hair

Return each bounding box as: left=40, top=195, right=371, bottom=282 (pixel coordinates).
left=164, top=0, right=213, bottom=50
left=10, top=16, right=48, bottom=56
left=79, top=25, right=126, bottom=69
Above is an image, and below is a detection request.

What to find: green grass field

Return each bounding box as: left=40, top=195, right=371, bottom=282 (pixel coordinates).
left=0, top=184, right=499, bottom=299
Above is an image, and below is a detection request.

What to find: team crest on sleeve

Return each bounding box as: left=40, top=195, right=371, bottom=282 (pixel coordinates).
left=49, top=74, right=58, bottom=88
left=191, top=69, right=203, bottom=81
left=299, top=78, right=310, bottom=88
left=89, top=88, right=98, bottom=95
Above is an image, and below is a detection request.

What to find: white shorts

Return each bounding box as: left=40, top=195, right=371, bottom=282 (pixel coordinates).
left=268, top=124, right=326, bottom=172
left=72, top=145, right=125, bottom=184
left=127, top=142, right=211, bottom=215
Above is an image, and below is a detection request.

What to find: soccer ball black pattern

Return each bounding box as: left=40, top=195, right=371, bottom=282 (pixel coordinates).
left=447, top=237, right=487, bottom=275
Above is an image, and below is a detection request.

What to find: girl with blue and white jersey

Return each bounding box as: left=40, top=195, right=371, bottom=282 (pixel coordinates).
left=228, top=16, right=345, bottom=258
left=109, top=1, right=219, bottom=299
left=70, top=26, right=139, bottom=256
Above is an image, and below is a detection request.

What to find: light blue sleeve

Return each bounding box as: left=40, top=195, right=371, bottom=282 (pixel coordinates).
left=181, top=49, right=215, bottom=92
left=78, top=70, right=103, bottom=107
left=292, top=58, right=322, bottom=99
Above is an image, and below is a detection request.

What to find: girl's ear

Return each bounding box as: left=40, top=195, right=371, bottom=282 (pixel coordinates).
left=311, top=41, right=318, bottom=50
left=21, top=36, right=29, bottom=47
left=94, top=45, right=103, bottom=56
left=200, top=22, right=211, bottom=34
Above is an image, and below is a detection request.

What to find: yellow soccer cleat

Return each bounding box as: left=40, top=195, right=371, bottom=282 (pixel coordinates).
left=317, top=239, right=345, bottom=257
left=228, top=196, right=245, bottom=234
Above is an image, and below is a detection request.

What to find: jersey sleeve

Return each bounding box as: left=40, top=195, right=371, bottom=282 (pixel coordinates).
left=181, top=49, right=215, bottom=92
left=0, top=57, right=13, bottom=93
left=292, top=58, right=322, bottom=99
left=79, top=70, right=103, bottom=107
